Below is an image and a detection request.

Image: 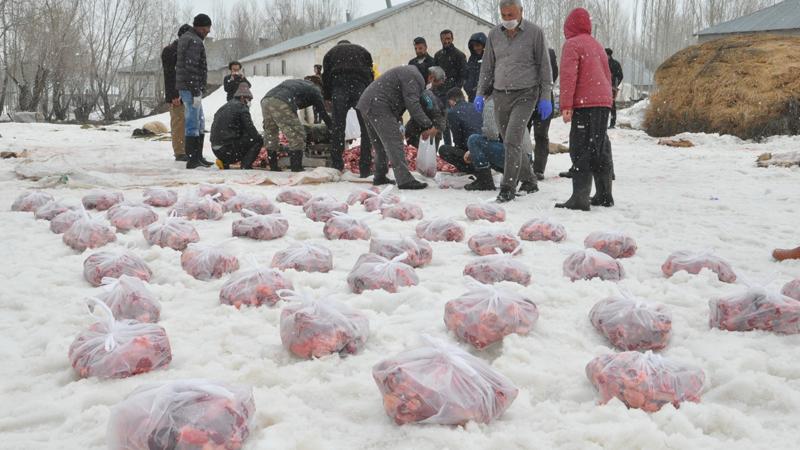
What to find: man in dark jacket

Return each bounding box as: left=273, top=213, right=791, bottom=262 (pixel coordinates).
left=528, top=47, right=559, bottom=180
left=176, top=13, right=212, bottom=169
left=261, top=79, right=332, bottom=172
left=405, top=86, right=447, bottom=149
left=210, top=83, right=263, bottom=170
left=322, top=40, right=374, bottom=176
left=408, top=37, right=435, bottom=79
left=438, top=88, right=482, bottom=174
left=463, top=32, right=486, bottom=102
left=223, top=61, right=249, bottom=102
left=161, top=24, right=191, bottom=162
left=434, top=29, right=466, bottom=146
left=606, top=48, right=624, bottom=128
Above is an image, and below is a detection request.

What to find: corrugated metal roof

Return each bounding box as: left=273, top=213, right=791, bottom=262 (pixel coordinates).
left=696, top=0, right=800, bottom=36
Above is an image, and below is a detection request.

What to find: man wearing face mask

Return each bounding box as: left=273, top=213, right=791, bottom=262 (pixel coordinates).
left=210, top=83, right=263, bottom=170
left=434, top=30, right=466, bottom=146
left=176, top=13, right=213, bottom=169
left=475, top=0, right=553, bottom=202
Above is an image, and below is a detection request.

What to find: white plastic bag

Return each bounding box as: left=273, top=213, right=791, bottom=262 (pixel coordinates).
left=106, top=203, right=159, bottom=232
left=563, top=248, right=625, bottom=282
left=196, top=183, right=237, bottom=202
left=143, top=213, right=200, bottom=250
left=94, top=275, right=161, bottom=323
left=346, top=186, right=382, bottom=205
left=589, top=294, right=672, bottom=351
left=82, top=190, right=124, bottom=211
left=783, top=278, right=800, bottom=301
left=50, top=209, right=83, bottom=234
left=662, top=250, right=737, bottom=283
left=181, top=242, right=240, bottom=280
left=363, top=186, right=400, bottom=212
left=84, top=250, right=153, bottom=287
left=303, top=197, right=348, bottom=222
left=11, top=190, right=54, bottom=212
left=63, top=211, right=117, bottom=252
left=416, top=218, right=465, bottom=242
left=324, top=212, right=372, bottom=240
left=468, top=229, right=521, bottom=256
left=465, top=202, right=506, bottom=223
left=463, top=249, right=531, bottom=286
left=34, top=200, right=75, bottom=221
left=709, top=285, right=800, bottom=334
left=224, top=194, right=279, bottom=215
left=381, top=202, right=424, bottom=221
left=142, top=188, right=178, bottom=207
left=584, top=231, right=638, bottom=259
left=370, top=236, right=432, bottom=268
left=276, top=187, right=313, bottom=206
left=416, top=137, right=437, bottom=178
left=232, top=210, right=288, bottom=241
left=347, top=253, right=419, bottom=294
left=170, top=194, right=225, bottom=221
left=271, top=242, right=333, bottom=273
left=518, top=218, right=567, bottom=242
left=220, top=260, right=294, bottom=308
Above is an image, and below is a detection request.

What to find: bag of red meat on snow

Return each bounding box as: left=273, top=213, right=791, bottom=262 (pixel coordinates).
left=181, top=242, right=240, bottom=280
left=709, top=285, right=800, bottom=334
left=346, top=186, right=381, bottom=205
left=63, top=212, right=117, bottom=252
left=84, top=250, right=152, bottom=287
left=381, top=202, right=423, bottom=221
left=372, top=336, right=518, bottom=425
left=196, top=183, right=237, bottom=202
left=369, top=236, right=432, bottom=268
left=142, top=188, right=177, bottom=207
left=662, top=250, right=737, bottom=283
left=518, top=218, right=567, bottom=242
left=445, top=278, right=539, bottom=349
left=584, top=231, right=638, bottom=259
left=416, top=218, right=465, bottom=242
left=50, top=209, right=83, bottom=234
left=82, top=190, right=124, bottom=211
left=170, top=194, right=225, bottom=221
left=463, top=249, right=531, bottom=286
left=143, top=213, right=200, bottom=250
left=232, top=210, right=288, bottom=241
left=303, top=196, right=348, bottom=222
left=279, top=290, right=369, bottom=358
left=783, top=278, right=800, bottom=301
left=363, top=186, right=400, bottom=212
left=586, top=351, right=705, bottom=412
left=468, top=229, right=521, bottom=256
left=220, top=262, right=293, bottom=308
left=589, top=293, right=672, bottom=351
left=95, top=275, right=161, bottom=323
left=35, top=200, right=76, bottom=221
left=563, top=248, right=625, bottom=281
left=106, top=203, right=159, bottom=232
left=224, top=193, right=279, bottom=215
left=69, top=299, right=171, bottom=379
left=465, top=202, right=506, bottom=223
left=11, top=190, right=54, bottom=212
left=324, top=212, right=371, bottom=240
left=347, top=253, right=419, bottom=294
left=276, top=187, right=312, bottom=206
left=107, top=379, right=255, bottom=450
left=271, top=242, right=333, bottom=273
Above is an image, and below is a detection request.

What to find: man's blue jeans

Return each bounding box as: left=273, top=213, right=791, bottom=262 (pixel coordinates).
left=179, top=90, right=205, bottom=137
left=467, top=134, right=505, bottom=173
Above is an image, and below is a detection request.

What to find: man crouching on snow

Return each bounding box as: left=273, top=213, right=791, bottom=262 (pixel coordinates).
left=210, top=83, right=264, bottom=170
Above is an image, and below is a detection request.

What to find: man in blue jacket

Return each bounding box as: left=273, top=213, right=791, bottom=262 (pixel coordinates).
left=438, top=88, right=482, bottom=174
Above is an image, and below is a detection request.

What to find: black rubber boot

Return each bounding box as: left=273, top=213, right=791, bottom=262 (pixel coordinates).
left=398, top=179, right=428, bottom=190
left=590, top=170, right=614, bottom=207
left=555, top=172, right=592, bottom=211
left=197, top=134, right=213, bottom=167
left=496, top=186, right=516, bottom=203
left=185, top=136, right=203, bottom=169
left=373, top=174, right=396, bottom=186
left=559, top=167, right=576, bottom=178
left=289, top=151, right=303, bottom=172
left=518, top=180, right=539, bottom=195
left=268, top=152, right=281, bottom=171
left=464, top=168, right=495, bottom=191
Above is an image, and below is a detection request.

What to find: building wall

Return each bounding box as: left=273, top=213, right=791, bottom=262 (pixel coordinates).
left=242, top=48, right=316, bottom=80
left=697, top=29, right=800, bottom=43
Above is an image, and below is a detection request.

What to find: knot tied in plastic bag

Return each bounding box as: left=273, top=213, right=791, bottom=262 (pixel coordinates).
left=416, top=218, right=465, bottom=242
left=563, top=248, right=625, bottom=282
left=662, top=250, right=737, bottom=283
left=347, top=253, right=419, bottom=294
left=63, top=210, right=117, bottom=252
left=95, top=275, right=161, bottom=323
left=590, top=294, right=672, bottom=351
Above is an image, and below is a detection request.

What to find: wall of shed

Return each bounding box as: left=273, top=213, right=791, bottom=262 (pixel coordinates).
left=698, top=29, right=800, bottom=43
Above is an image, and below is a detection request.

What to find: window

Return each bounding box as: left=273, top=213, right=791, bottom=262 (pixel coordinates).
left=253, top=65, right=258, bottom=76
left=266, top=63, right=270, bottom=76
left=281, top=60, right=286, bottom=75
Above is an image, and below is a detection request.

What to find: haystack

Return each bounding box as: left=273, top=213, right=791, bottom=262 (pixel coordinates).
left=645, top=34, right=800, bottom=141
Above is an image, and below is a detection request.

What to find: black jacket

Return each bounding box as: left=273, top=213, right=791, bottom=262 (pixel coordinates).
left=433, top=44, right=467, bottom=97
left=175, top=28, right=207, bottom=96
left=548, top=48, right=559, bottom=83
left=210, top=100, right=261, bottom=147
left=447, top=99, right=483, bottom=150
left=224, top=74, right=250, bottom=101
left=608, top=56, right=624, bottom=88
left=463, top=33, right=487, bottom=102
left=322, top=43, right=374, bottom=100
left=161, top=40, right=179, bottom=103
left=408, top=54, right=435, bottom=79
left=265, top=79, right=332, bottom=127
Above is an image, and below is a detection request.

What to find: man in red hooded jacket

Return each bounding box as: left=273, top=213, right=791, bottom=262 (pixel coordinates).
left=556, top=8, right=614, bottom=211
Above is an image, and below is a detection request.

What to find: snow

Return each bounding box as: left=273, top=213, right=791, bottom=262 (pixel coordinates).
left=1, top=118, right=800, bottom=450
left=616, top=99, right=649, bottom=130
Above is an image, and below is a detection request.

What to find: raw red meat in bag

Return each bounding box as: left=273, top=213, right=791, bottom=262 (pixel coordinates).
left=563, top=248, right=625, bottom=282
left=142, top=188, right=178, bottom=207
left=224, top=194, right=279, bottom=215
left=661, top=250, right=736, bottom=283
left=363, top=187, right=400, bottom=212
left=95, top=275, right=161, bottom=323
left=35, top=200, right=75, bottom=220
left=324, top=212, right=371, bottom=240
left=586, top=351, right=705, bottom=412
left=783, top=279, right=800, bottom=301
left=303, top=197, right=348, bottom=222
left=465, top=203, right=506, bottom=223
left=346, top=186, right=381, bottom=205
left=11, top=190, right=54, bottom=212
left=463, top=250, right=531, bottom=286
left=196, top=183, right=237, bottom=202
left=276, top=187, right=313, bottom=206
left=220, top=264, right=293, bottom=308
left=82, top=191, right=124, bottom=211
left=170, top=194, right=225, bottom=221
left=143, top=214, right=200, bottom=250
left=63, top=212, right=117, bottom=252
left=181, top=242, right=240, bottom=280
left=372, top=336, right=519, bottom=425
left=84, top=250, right=153, bottom=287
left=279, top=290, right=370, bottom=358
left=348, top=253, right=419, bottom=293
left=468, top=229, right=521, bottom=256
left=381, top=202, right=423, bottom=221
left=50, top=209, right=83, bottom=234
left=107, top=203, right=159, bottom=232
left=232, top=210, right=288, bottom=240
left=709, top=285, right=800, bottom=334
left=69, top=299, right=171, bottom=379
left=444, top=279, right=539, bottom=349
left=369, top=236, right=432, bottom=268
left=107, top=379, right=255, bottom=450
left=585, top=231, right=638, bottom=259
left=416, top=218, right=465, bottom=242
left=519, top=218, right=567, bottom=242
left=589, top=295, right=672, bottom=351
left=271, top=242, right=333, bottom=273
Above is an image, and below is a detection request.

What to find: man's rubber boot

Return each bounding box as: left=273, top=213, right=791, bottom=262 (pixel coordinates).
left=330, top=149, right=345, bottom=172
left=197, top=134, right=213, bottom=167
left=373, top=174, right=396, bottom=186
left=268, top=152, right=281, bottom=171
left=773, top=246, right=800, bottom=261
left=185, top=136, right=203, bottom=169
left=289, top=150, right=303, bottom=172
left=518, top=180, right=539, bottom=195
left=359, top=150, right=373, bottom=178
left=241, top=145, right=260, bottom=170
left=591, top=170, right=614, bottom=207
left=398, top=179, right=428, bottom=190
left=559, top=167, right=575, bottom=178
left=496, top=186, right=516, bottom=203
left=464, top=168, right=495, bottom=191
left=555, top=172, right=592, bottom=211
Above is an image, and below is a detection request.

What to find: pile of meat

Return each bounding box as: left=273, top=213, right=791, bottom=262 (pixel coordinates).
left=662, top=250, right=737, bottom=283
left=444, top=280, right=539, bottom=349
left=347, top=253, right=419, bottom=294
left=219, top=266, right=294, bottom=308
left=232, top=212, right=288, bottom=241
left=142, top=188, right=178, bottom=207
left=347, top=186, right=382, bottom=205
left=280, top=292, right=370, bottom=358
left=95, top=275, right=161, bottom=323
left=465, top=203, right=506, bottom=223
left=107, top=380, right=255, bottom=450
left=584, top=231, right=638, bottom=259
left=363, top=188, right=400, bottom=212
left=372, top=337, right=518, bottom=425
left=463, top=251, right=531, bottom=286
left=83, top=251, right=153, bottom=286
left=585, top=351, right=705, bottom=412
left=303, top=196, right=349, bottom=222
left=106, top=203, right=159, bottom=232
left=271, top=242, right=333, bottom=273
left=34, top=200, right=75, bottom=221
left=518, top=218, right=567, bottom=243
left=224, top=194, right=279, bottom=215
left=196, top=183, right=237, bottom=202
left=324, top=213, right=371, bottom=240
left=276, top=187, right=313, bottom=206
left=563, top=249, right=625, bottom=282
left=181, top=243, right=240, bottom=280
left=370, top=236, right=432, bottom=268
left=783, top=279, right=800, bottom=301
left=82, top=191, right=124, bottom=211
left=709, top=286, right=800, bottom=334
left=170, top=195, right=225, bottom=221
left=343, top=144, right=457, bottom=175
left=11, top=191, right=54, bottom=212
left=143, top=215, right=200, bottom=250
left=381, top=202, right=424, bottom=221
left=415, top=218, right=465, bottom=242
left=589, top=295, right=672, bottom=351
left=467, top=230, right=521, bottom=256
left=63, top=214, right=117, bottom=252
left=50, top=209, right=83, bottom=234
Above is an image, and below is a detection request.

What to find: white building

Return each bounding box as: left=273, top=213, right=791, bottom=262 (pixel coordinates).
left=238, top=0, right=493, bottom=79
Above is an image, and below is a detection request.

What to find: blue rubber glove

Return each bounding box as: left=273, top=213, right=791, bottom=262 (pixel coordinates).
left=537, top=99, right=553, bottom=121
left=474, top=95, right=485, bottom=113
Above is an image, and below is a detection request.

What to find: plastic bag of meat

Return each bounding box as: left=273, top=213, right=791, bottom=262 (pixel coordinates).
left=143, top=214, right=200, bottom=251
left=324, top=212, right=371, bottom=240
left=468, top=229, right=521, bottom=256
left=107, top=379, right=255, bottom=450
left=82, top=191, right=124, bottom=211
left=363, top=187, right=401, bottom=212
left=518, top=218, right=567, bottom=243
left=69, top=299, right=171, bottom=379
left=347, top=253, right=419, bottom=294
left=50, top=209, right=83, bottom=234
left=444, top=279, right=539, bottom=349
left=142, top=188, right=178, bottom=207
left=181, top=242, right=240, bottom=281
left=271, top=242, right=333, bottom=273
left=563, top=248, right=625, bottom=282
left=170, top=194, right=225, bottom=221
left=279, top=290, right=370, bottom=358
left=276, top=187, right=313, bottom=206
left=709, top=285, right=800, bottom=334
left=783, top=279, right=800, bottom=301
left=106, top=203, right=159, bottom=232
left=585, top=351, right=705, bottom=412
left=416, top=218, right=465, bottom=242
left=34, top=200, right=75, bottom=221
left=346, top=186, right=382, bottom=205
left=84, top=250, right=153, bottom=287
left=303, top=197, right=348, bottom=222
left=381, top=202, right=423, bottom=221
left=63, top=212, right=117, bottom=252
left=372, top=336, right=519, bottom=425
left=589, top=294, right=672, bottom=351
left=11, top=191, right=54, bottom=212
left=465, top=203, right=506, bottom=223
left=662, top=250, right=737, bottom=283
left=224, top=194, right=279, bottom=215
left=196, top=183, right=237, bottom=202
left=232, top=210, right=288, bottom=241
left=584, top=231, right=638, bottom=259
left=94, top=275, right=161, bottom=323
left=369, top=236, right=432, bottom=268
left=463, top=250, right=531, bottom=286
left=220, top=263, right=293, bottom=308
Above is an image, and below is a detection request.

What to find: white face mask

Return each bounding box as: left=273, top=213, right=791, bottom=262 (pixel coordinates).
left=501, top=19, right=519, bottom=29
left=426, top=83, right=432, bottom=90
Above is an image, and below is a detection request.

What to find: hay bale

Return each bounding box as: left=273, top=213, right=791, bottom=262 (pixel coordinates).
left=645, top=34, right=800, bottom=141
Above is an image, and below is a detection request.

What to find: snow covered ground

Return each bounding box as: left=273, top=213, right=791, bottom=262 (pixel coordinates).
left=1, top=106, right=799, bottom=450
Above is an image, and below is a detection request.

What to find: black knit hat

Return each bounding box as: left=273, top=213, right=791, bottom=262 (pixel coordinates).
left=193, top=13, right=212, bottom=27
left=177, top=24, right=191, bottom=37
left=605, top=48, right=613, bottom=56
